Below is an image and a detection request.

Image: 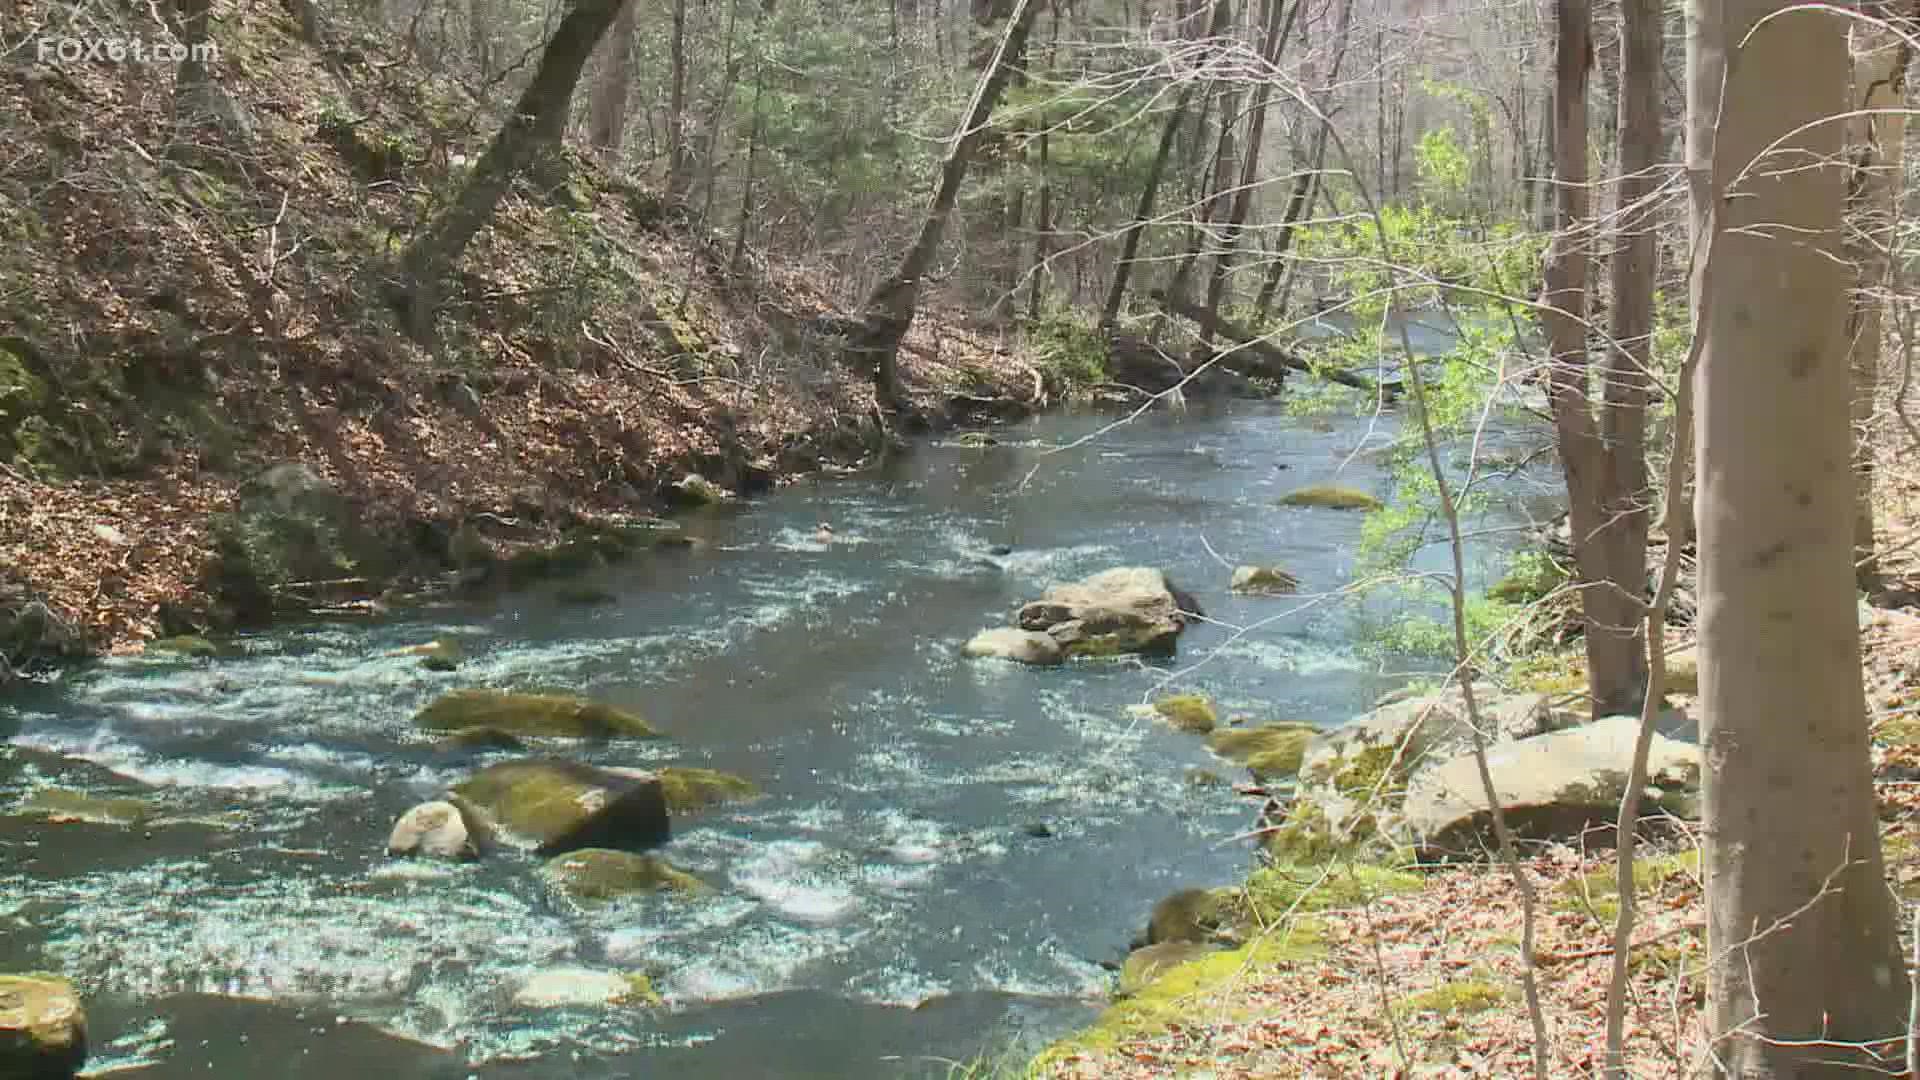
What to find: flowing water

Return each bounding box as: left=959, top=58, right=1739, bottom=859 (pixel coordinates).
left=0, top=399, right=1555, bottom=1078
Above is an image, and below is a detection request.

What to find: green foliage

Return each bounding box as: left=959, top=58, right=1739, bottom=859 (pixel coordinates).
left=1023, top=309, right=1109, bottom=389
left=1401, top=979, right=1509, bottom=1016
left=1360, top=588, right=1522, bottom=660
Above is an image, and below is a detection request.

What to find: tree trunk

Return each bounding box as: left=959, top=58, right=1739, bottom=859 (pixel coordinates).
left=1202, top=0, right=1298, bottom=327
left=397, top=0, right=631, bottom=342
left=1843, top=13, right=1910, bottom=593
left=1028, top=125, right=1051, bottom=321
left=1099, top=0, right=1230, bottom=332
left=588, top=0, right=637, bottom=164
left=1545, top=0, right=1646, bottom=719
left=666, top=0, right=692, bottom=201
left=1590, top=0, right=1659, bottom=716
left=1675, top=0, right=1724, bottom=545
left=846, top=0, right=1043, bottom=406
left=1694, top=0, right=1910, bottom=1071
left=1253, top=0, right=1353, bottom=319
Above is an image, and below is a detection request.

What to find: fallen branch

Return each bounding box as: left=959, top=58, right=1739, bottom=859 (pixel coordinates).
left=1148, top=288, right=1381, bottom=392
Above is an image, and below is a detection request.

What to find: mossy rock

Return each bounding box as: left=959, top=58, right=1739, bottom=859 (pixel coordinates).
left=146, top=635, right=222, bottom=659
left=656, top=767, right=759, bottom=814
left=1231, top=566, right=1301, bottom=595
left=953, top=432, right=999, bottom=448
left=541, top=848, right=706, bottom=901
left=0, top=972, right=87, bottom=1078
left=1260, top=798, right=1384, bottom=865
left=452, top=760, right=669, bottom=855
left=1401, top=979, right=1509, bottom=1016
left=1150, top=694, right=1217, bottom=734
left=1278, top=485, right=1383, bottom=512
left=17, top=789, right=154, bottom=827
left=1117, top=942, right=1219, bottom=995
left=1143, top=887, right=1237, bottom=946
left=413, top=689, right=660, bottom=740
left=1206, top=723, right=1316, bottom=776
left=669, top=473, right=734, bottom=506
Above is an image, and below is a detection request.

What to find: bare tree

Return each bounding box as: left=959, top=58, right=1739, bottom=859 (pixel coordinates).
left=398, top=0, right=633, bottom=341
left=1693, top=0, right=1910, bottom=1070
left=667, top=0, right=693, bottom=201
left=588, top=0, right=639, bottom=164
left=1843, top=6, right=1911, bottom=593
left=844, top=0, right=1043, bottom=406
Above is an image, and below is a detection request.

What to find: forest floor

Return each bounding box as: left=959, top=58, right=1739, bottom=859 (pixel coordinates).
left=1034, top=452, right=1920, bottom=1079
left=0, top=0, right=1050, bottom=661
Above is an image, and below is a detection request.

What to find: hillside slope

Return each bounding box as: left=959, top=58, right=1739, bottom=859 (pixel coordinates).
left=0, top=1, right=1048, bottom=666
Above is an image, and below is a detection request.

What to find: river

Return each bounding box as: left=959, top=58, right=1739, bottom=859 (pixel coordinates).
left=0, top=399, right=1552, bottom=1077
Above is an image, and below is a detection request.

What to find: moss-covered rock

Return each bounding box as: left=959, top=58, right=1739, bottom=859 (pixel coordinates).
left=952, top=431, right=1000, bottom=448
left=656, top=767, right=759, bottom=814
left=509, top=967, right=661, bottom=1009
left=962, top=627, right=1063, bottom=666
left=413, top=689, right=660, bottom=740
left=541, top=848, right=706, bottom=901
left=145, top=635, right=222, bottom=659
left=1143, top=887, right=1236, bottom=946
left=1233, top=861, right=1425, bottom=922
left=1117, top=942, right=1220, bottom=995
left=18, top=789, right=154, bottom=827
left=1206, top=723, right=1316, bottom=777
left=387, top=639, right=462, bottom=671
left=451, top=760, right=669, bottom=856
left=1150, top=694, right=1217, bottom=734
left=1230, top=566, right=1301, bottom=595
left=1401, top=979, right=1509, bottom=1016
left=1016, top=567, right=1190, bottom=658
left=1278, top=485, right=1383, bottom=512
left=669, top=473, right=734, bottom=506
left=0, top=972, right=86, bottom=1078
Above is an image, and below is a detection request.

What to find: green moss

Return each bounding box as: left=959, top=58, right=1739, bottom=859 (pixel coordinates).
left=1509, top=650, right=1589, bottom=696
left=1279, top=485, right=1384, bottom=512
left=1555, top=849, right=1700, bottom=924
left=1118, top=942, right=1219, bottom=994
left=413, top=689, right=660, bottom=739
left=1145, top=888, right=1236, bottom=946
left=656, top=766, right=759, bottom=813
left=621, top=973, right=663, bottom=1006
left=1329, top=743, right=1408, bottom=799
left=1234, top=861, right=1424, bottom=923
left=542, top=848, right=706, bottom=901
left=1401, top=979, right=1509, bottom=1015
left=1150, top=694, right=1217, bottom=734
left=1206, top=723, right=1316, bottom=771
left=1035, top=922, right=1327, bottom=1065
left=146, top=634, right=222, bottom=659
left=1485, top=550, right=1568, bottom=605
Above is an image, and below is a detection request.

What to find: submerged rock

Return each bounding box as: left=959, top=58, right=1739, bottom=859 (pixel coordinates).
left=1230, top=566, right=1301, bottom=595
left=542, top=849, right=705, bottom=901
left=1015, top=567, right=1191, bottom=658
left=953, top=432, right=999, bottom=448
left=1149, top=694, right=1217, bottom=734
left=1278, top=485, right=1384, bottom=512
left=1403, top=715, right=1701, bottom=859
left=656, top=767, right=760, bottom=814
left=386, top=800, right=477, bottom=861
left=510, top=967, right=660, bottom=1009
left=669, top=473, right=734, bottom=506
left=412, top=689, right=660, bottom=740
left=145, top=634, right=223, bottom=659
left=452, top=760, right=669, bottom=855
left=17, top=789, right=153, bottom=827
left=388, top=639, right=462, bottom=671
left=963, top=627, right=1064, bottom=666
left=0, top=973, right=86, bottom=1078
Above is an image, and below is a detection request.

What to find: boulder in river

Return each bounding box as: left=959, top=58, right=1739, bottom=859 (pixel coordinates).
left=1402, top=714, right=1701, bottom=859
left=1146, top=694, right=1216, bottom=734
left=413, top=689, right=660, bottom=740
left=656, top=767, right=760, bottom=814
left=0, top=973, right=86, bottom=1078
left=669, top=473, right=734, bottom=506
left=1142, top=888, right=1238, bottom=947
left=386, top=800, right=478, bottom=860
left=542, top=849, right=705, bottom=901
left=451, top=760, right=669, bottom=855
left=1278, top=485, right=1383, bottom=512
left=510, top=967, right=660, bottom=1010
left=962, top=627, right=1064, bottom=666
left=1015, top=567, right=1192, bottom=658
left=1230, top=566, right=1301, bottom=595
left=1206, top=723, right=1317, bottom=779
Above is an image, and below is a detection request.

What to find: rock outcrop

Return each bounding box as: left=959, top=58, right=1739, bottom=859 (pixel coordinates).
left=0, top=973, right=86, bottom=1079
left=1006, top=567, right=1196, bottom=660
left=451, top=760, right=669, bottom=856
